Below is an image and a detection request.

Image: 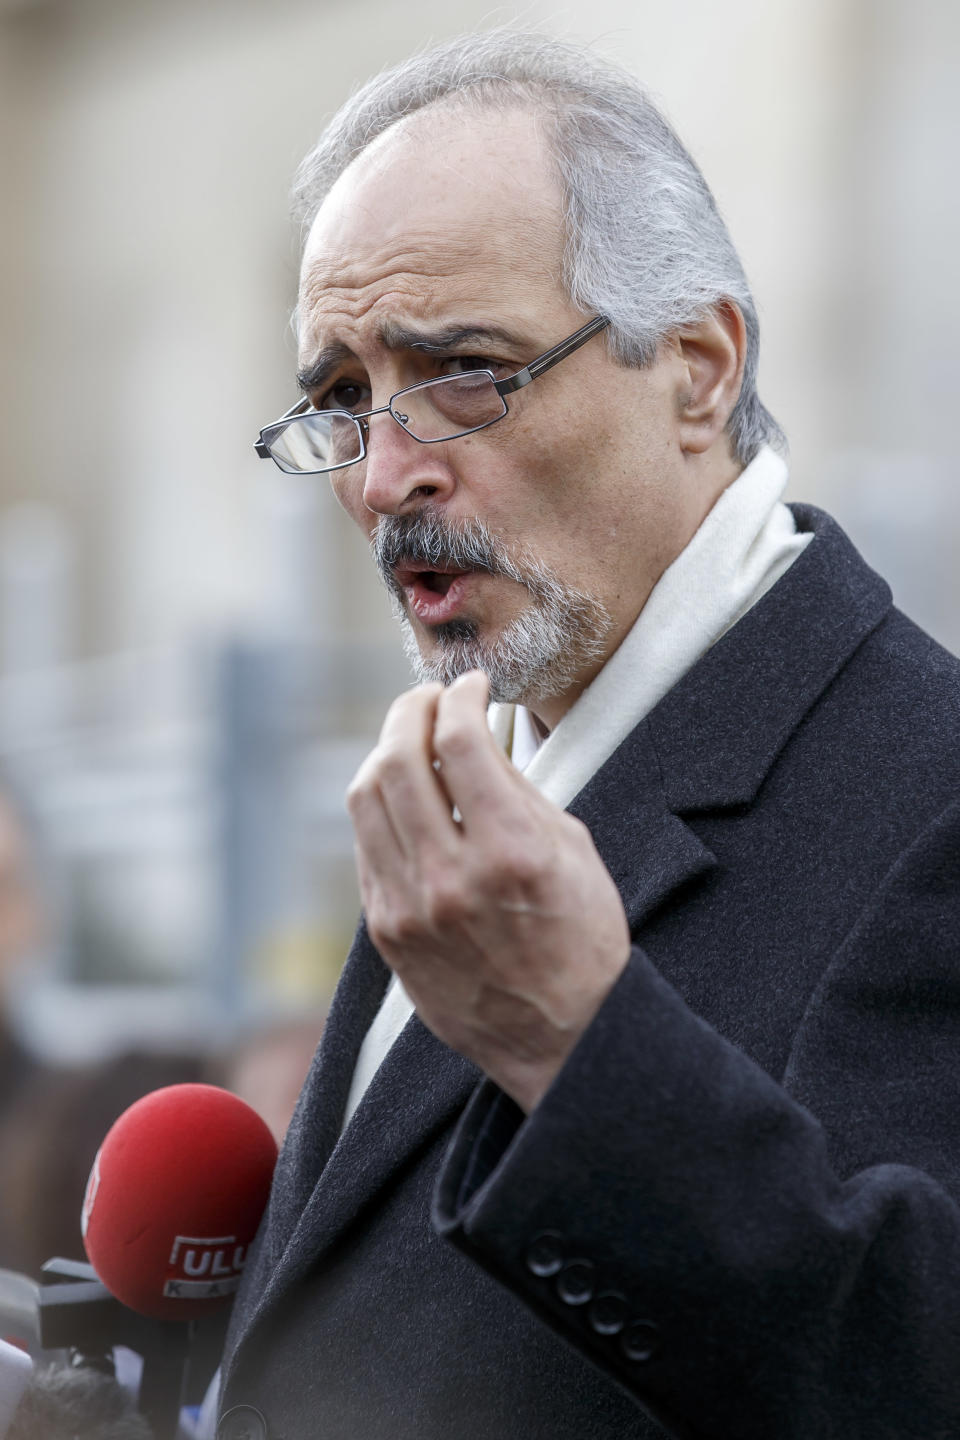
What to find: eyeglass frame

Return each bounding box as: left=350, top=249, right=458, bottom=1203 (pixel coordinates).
left=253, top=313, right=611, bottom=475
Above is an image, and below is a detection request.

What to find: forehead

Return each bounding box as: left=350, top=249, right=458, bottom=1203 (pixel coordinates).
left=298, top=105, right=569, bottom=355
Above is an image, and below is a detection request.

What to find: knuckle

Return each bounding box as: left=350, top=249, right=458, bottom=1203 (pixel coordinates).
left=432, top=716, right=477, bottom=765
left=474, top=839, right=540, bottom=892
left=426, top=875, right=470, bottom=929
left=363, top=897, right=389, bottom=944
left=369, top=901, right=421, bottom=951
left=503, top=846, right=543, bottom=888
left=384, top=683, right=440, bottom=731
left=385, top=689, right=417, bottom=723
left=345, top=770, right=375, bottom=814
left=390, top=908, right=426, bottom=947
left=348, top=740, right=408, bottom=802
left=375, top=744, right=409, bottom=787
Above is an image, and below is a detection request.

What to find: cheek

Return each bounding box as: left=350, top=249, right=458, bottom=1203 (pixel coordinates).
left=453, top=437, right=558, bottom=540
left=477, top=414, right=653, bottom=583
left=469, top=415, right=611, bottom=534
left=329, top=468, right=375, bottom=535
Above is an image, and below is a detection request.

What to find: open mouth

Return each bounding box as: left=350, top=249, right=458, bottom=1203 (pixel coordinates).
left=394, top=562, right=472, bottom=592
left=392, top=562, right=477, bottom=624
left=417, top=570, right=461, bottom=596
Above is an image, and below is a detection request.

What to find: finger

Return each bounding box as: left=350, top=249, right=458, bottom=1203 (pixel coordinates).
left=431, top=670, right=531, bottom=834
left=346, top=747, right=409, bottom=880
left=369, top=684, right=463, bottom=858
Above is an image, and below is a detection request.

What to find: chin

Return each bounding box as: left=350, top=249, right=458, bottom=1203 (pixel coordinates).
left=390, top=573, right=614, bottom=704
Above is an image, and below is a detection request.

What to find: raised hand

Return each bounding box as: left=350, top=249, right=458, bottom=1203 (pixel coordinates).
left=347, top=670, right=632, bottom=1112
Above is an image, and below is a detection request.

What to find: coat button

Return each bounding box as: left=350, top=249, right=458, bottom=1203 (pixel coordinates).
left=526, top=1231, right=564, bottom=1277
left=620, top=1320, right=661, bottom=1363
left=588, top=1290, right=629, bottom=1335
left=556, top=1259, right=595, bottom=1306
left=218, top=1404, right=269, bottom=1440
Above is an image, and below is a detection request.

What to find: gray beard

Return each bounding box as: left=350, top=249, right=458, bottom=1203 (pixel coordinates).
left=373, top=513, right=613, bottom=705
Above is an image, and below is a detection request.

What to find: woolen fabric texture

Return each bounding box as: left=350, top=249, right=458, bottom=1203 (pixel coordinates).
left=219, top=506, right=960, bottom=1439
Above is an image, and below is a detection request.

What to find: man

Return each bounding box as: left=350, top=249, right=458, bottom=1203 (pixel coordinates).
left=220, top=31, right=960, bottom=1440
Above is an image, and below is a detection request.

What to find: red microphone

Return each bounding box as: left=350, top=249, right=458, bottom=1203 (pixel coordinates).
left=81, top=1083, right=278, bottom=1321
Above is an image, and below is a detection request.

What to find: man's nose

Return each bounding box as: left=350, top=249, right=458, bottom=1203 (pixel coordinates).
left=359, top=410, right=456, bottom=516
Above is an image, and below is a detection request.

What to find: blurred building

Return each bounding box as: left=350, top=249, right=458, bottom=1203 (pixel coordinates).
left=0, top=0, right=957, bottom=1059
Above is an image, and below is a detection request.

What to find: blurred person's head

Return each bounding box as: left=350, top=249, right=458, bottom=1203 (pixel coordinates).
left=217, top=1017, right=323, bottom=1146
left=0, top=1049, right=207, bottom=1278
left=7, top=1364, right=153, bottom=1440
left=0, top=783, right=42, bottom=995
left=265, top=31, right=782, bottom=727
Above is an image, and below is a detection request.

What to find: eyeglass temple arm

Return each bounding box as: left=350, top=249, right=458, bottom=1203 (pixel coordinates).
left=495, top=315, right=610, bottom=396
left=254, top=396, right=312, bottom=458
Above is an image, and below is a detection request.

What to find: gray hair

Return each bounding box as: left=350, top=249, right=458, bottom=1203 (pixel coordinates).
left=292, top=29, right=784, bottom=466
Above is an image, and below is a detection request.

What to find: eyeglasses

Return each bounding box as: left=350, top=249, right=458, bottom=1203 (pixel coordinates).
left=253, top=315, right=610, bottom=475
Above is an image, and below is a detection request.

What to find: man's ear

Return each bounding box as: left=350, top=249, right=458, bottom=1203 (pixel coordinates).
left=674, top=301, right=746, bottom=455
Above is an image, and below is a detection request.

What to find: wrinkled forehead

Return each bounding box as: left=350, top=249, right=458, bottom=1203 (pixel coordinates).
left=297, top=105, right=567, bottom=340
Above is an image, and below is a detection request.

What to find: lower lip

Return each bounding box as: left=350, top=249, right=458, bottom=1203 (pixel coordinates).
left=404, top=573, right=473, bottom=625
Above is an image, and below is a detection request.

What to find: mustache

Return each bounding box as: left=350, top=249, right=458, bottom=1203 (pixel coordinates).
left=372, top=513, right=535, bottom=593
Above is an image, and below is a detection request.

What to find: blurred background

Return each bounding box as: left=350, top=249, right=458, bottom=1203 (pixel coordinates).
left=0, top=0, right=957, bottom=1266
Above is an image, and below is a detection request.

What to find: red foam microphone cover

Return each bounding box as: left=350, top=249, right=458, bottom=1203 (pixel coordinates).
left=81, top=1083, right=278, bottom=1320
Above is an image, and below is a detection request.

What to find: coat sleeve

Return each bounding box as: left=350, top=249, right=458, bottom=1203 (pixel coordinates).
left=433, top=800, right=960, bottom=1440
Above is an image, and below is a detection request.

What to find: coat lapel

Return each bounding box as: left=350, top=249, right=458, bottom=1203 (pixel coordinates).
left=227, top=927, right=479, bottom=1370
left=260, top=923, right=390, bottom=1267
left=268, top=1017, right=477, bottom=1281
left=647, top=505, right=892, bottom=811
left=567, top=712, right=720, bottom=934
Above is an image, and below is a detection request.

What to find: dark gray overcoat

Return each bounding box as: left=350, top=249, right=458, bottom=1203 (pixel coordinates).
left=218, top=506, right=960, bottom=1439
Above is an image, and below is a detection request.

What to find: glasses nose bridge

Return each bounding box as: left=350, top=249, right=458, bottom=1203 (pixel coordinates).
left=354, top=395, right=413, bottom=451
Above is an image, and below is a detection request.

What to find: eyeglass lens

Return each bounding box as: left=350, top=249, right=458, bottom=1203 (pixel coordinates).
left=264, top=372, right=508, bottom=474
left=263, top=412, right=360, bottom=474
left=397, top=371, right=507, bottom=438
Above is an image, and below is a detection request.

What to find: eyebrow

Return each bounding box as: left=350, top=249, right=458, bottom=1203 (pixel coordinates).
left=379, top=320, right=521, bottom=353
left=296, top=322, right=522, bottom=394
left=296, top=343, right=353, bottom=396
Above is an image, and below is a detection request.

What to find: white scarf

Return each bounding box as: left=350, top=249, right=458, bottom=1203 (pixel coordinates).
left=342, top=446, right=810, bottom=1125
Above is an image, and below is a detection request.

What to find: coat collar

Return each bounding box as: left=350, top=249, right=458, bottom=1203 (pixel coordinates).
left=646, top=505, right=891, bottom=812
